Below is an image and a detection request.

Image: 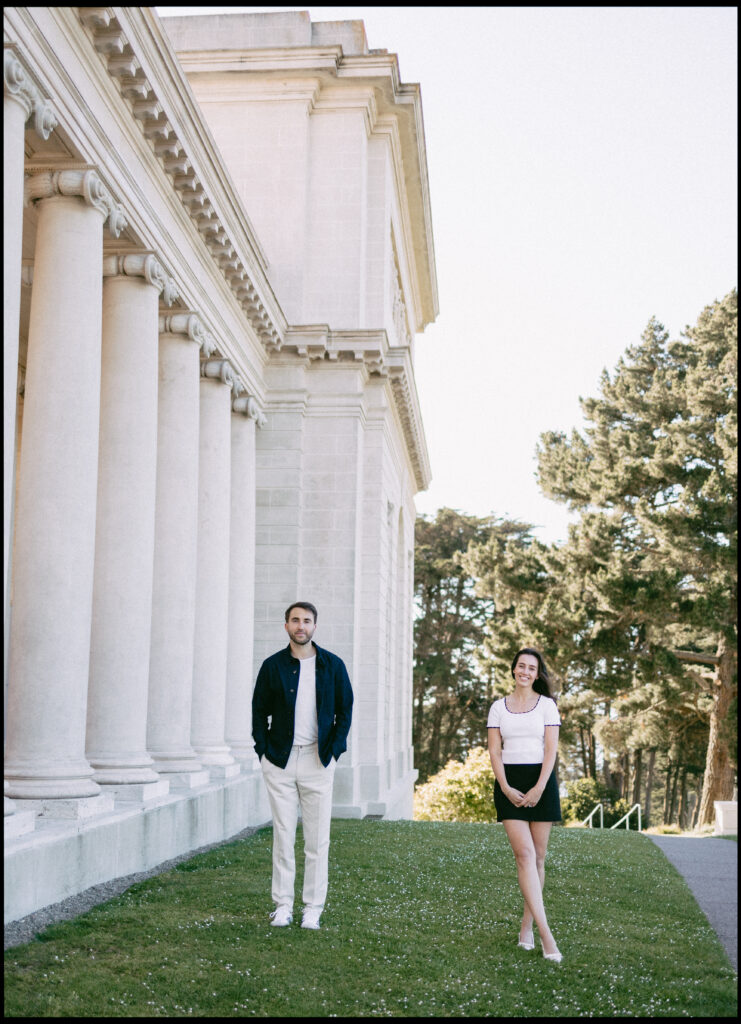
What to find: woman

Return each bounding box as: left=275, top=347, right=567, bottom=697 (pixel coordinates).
left=487, top=647, right=562, bottom=962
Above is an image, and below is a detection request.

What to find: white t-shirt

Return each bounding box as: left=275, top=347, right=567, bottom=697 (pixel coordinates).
left=487, top=694, right=561, bottom=764
left=293, top=655, right=318, bottom=745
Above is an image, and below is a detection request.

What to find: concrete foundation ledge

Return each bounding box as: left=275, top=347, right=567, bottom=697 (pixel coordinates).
left=383, top=768, right=419, bottom=820
left=4, top=771, right=271, bottom=924
left=363, top=768, right=419, bottom=821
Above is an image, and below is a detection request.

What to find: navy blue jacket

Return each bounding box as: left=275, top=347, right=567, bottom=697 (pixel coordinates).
left=252, top=642, right=354, bottom=768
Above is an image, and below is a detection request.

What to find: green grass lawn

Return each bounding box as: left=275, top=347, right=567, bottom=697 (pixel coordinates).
left=4, top=821, right=736, bottom=1017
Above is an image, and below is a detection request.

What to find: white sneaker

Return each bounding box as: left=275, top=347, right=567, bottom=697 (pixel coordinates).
left=269, top=906, right=293, bottom=927
left=301, top=908, right=321, bottom=930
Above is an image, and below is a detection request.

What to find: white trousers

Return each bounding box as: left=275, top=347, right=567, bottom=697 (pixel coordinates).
left=261, top=743, right=336, bottom=913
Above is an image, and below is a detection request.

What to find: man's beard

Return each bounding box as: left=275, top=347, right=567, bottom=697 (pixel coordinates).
left=291, top=630, right=313, bottom=645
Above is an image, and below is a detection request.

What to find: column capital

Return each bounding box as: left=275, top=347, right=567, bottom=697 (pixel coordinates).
left=103, top=253, right=178, bottom=306
left=24, top=168, right=127, bottom=237
left=159, top=312, right=216, bottom=355
left=232, top=393, right=267, bottom=427
left=200, top=358, right=244, bottom=394
left=4, top=46, right=57, bottom=140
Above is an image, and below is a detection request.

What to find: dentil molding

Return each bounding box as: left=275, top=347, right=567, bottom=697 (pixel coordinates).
left=77, top=7, right=283, bottom=354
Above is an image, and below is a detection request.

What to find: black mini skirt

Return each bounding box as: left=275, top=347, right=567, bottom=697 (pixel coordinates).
left=494, top=762, right=562, bottom=822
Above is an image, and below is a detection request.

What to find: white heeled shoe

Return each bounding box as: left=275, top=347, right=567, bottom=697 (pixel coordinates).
left=517, top=929, right=535, bottom=951
left=543, top=949, right=562, bottom=963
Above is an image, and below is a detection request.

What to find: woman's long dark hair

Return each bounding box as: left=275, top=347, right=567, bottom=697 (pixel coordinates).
left=511, top=647, right=556, bottom=700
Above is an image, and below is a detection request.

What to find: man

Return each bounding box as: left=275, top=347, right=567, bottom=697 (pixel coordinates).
left=252, top=602, right=353, bottom=929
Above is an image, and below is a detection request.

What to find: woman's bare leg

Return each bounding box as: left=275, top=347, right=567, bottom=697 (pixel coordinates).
left=503, top=819, right=559, bottom=956
left=520, top=821, right=552, bottom=935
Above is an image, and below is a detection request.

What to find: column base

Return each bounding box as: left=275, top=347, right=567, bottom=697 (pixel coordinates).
left=207, top=763, right=242, bottom=780
left=10, top=793, right=115, bottom=820
left=4, top=769, right=101, bottom=801
left=106, top=779, right=171, bottom=802
left=88, top=757, right=160, bottom=786
left=229, top=745, right=260, bottom=770
left=90, top=764, right=161, bottom=785
left=165, top=770, right=212, bottom=789
left=149, top=751, right=204, bottom=774
left=192, top=745, right=236, bottom=767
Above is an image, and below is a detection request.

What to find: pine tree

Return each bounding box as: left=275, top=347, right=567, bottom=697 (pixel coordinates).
left=536, top=291, right=737, bottom=824
left=413, top=509, right=497, bottom=781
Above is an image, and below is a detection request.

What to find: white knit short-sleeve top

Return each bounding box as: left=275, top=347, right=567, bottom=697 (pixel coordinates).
left=487, top=695, right=561, bottom=764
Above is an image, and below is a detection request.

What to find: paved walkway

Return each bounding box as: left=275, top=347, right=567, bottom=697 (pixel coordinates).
left=648, top=835, right=737, bottom=971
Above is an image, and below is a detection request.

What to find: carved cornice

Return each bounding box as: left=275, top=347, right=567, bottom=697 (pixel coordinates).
left=172, top=36, right=438, bottom=329
left=24, top=168, right=127, bottom=237
left=390, top=228, right=411, bottom=349
left=103, top=253, right=178, bottom=305
left=278, top=326, right=428, bottom=489
left=387, top=361, right=431, bottom=493
left=77, top=8, right=283, bottom=353
left=159, top=312, right=216, bottom=356
left=232, top=393, right=267, bottom=427
left=4, top=45, right=57, bottom=139
left=283, top=326, right=387, bottom=375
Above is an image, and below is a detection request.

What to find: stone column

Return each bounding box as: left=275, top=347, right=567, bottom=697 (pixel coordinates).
left=146, top=314, right=213, bottom=786
left=225, top=394, right=264, bottom=766
left=3, top=47, right=56, bottom=652
left=190, top=359, right=240, bottom=775
left=5, top=168, right=126, bottom=801
left=85, top=255, right=177, bottom=796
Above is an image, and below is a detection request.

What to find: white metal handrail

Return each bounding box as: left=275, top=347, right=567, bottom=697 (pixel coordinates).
left=581, top=802, right=604, bottom=828
left=610, top=803, right=642, bottom=831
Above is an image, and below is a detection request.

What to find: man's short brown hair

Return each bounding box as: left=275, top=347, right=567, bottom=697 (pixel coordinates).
left=284, top=601, right=318, bottom=623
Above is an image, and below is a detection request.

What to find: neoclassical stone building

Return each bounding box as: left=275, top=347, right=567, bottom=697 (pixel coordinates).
left=4, top=8, right=437, bottom=923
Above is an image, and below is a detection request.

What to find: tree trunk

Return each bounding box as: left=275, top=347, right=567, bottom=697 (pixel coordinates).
left=601, top=703, right=615, bottom=789
left=578, top=727, right=588, bottom=777
left=412, top=667, right=426, bottom=750
left=644, top=748, right=656, bottom=825
left=621, top=752, right=630, bottom=799
left=677, top=768, right=689, bottom=829
left=428, top=703, right=444, bottom=779
left=589, top=730, right=597, bottom=778
left=691, top=774, right=703, bottom=830
left=662, top=764, right=674, bottom=823
left=668, top=764, right=680, bottom=824
left=697, top=640, right=737, bottom=826
left=603, top=754, right=615, bottom=791
left=631, top=747, right=643, bottom=806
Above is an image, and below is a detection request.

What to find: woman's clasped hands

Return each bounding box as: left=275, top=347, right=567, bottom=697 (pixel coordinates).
left=505, top=785, right=544, bottom=809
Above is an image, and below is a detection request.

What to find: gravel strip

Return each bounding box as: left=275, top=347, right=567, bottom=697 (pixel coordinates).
left=4, top=824, right=267, bottom=951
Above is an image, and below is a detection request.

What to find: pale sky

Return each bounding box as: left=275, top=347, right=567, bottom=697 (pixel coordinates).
left=157, top=6, right=737, bottom=544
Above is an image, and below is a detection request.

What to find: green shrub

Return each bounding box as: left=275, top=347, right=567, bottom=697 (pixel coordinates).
left=561, top=776, right=634, bottom=828
left=413, top=746, right=496, bottom=822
